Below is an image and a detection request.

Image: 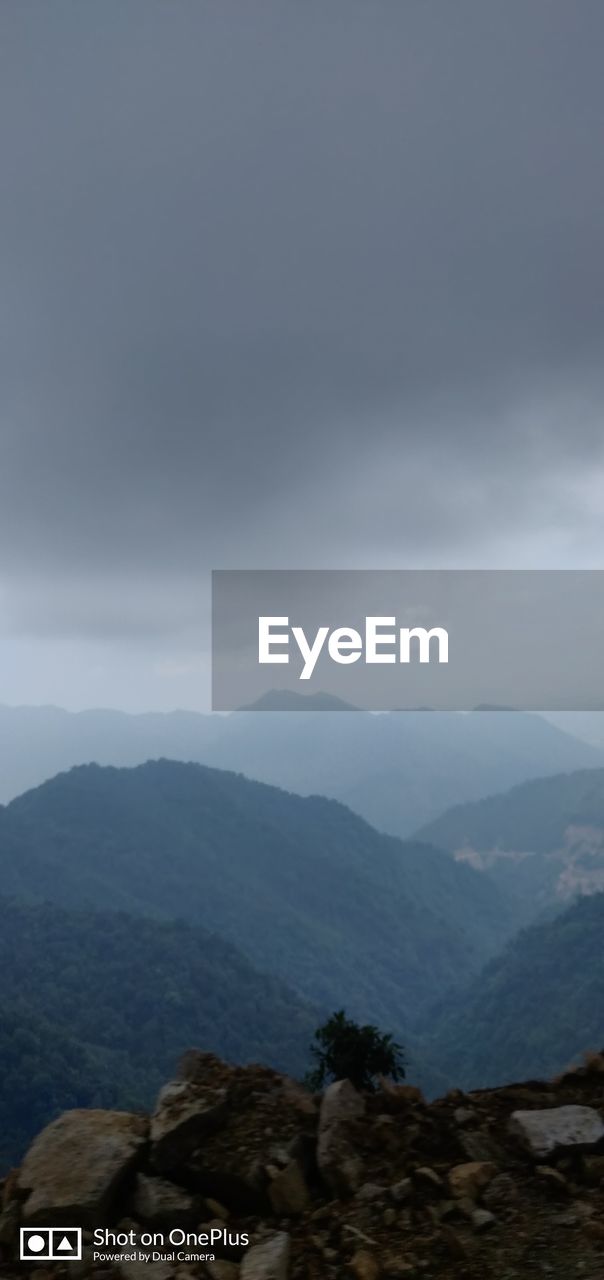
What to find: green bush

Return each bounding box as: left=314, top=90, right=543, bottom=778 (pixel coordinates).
left=307, top=1009, right=405, bottom=1092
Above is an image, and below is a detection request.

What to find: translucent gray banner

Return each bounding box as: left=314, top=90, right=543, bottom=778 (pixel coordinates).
left=211, top=570, right=604, bottom=711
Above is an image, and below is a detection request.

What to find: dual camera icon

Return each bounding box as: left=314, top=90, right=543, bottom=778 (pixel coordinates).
left=20, top=1228, right=82, bottom=1261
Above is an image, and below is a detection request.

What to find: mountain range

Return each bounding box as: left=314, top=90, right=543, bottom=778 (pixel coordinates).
left=1, top=753, right=604, bottom=1164
left=1, top=700, right=602, bottom=835
left=0, top=759, right=517, bottom=1034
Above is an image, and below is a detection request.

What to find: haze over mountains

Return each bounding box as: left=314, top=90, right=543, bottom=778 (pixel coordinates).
left=1, top=701, right=602, bottom=835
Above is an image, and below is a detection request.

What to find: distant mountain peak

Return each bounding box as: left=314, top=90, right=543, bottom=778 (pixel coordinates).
left=238, top=689, right=360, bottom=712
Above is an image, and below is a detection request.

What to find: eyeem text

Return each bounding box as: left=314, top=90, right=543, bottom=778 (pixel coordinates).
left=258, top=616, right=449, bottom=680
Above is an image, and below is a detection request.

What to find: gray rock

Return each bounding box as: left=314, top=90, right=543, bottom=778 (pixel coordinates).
left=482, top=1173, right=518, bottom=1209
left=453, top=1108, right=475, bottom=1127
left=471, top=1208, right=496, bottom=1232
left=18, top=1109, right=148, bottom=1227
left=459, top=1130, right=505, bottom=1163
left=132, top=1173, right=201, bottom=1227
left=317, top=1080, right=365, bottom=1198
left=356, top=1182, right=388, bottom=1202
left=240, top=1232, right=290, bottom=1279
left=390, top=1176, right=412, bottom=1203
left=150, top=1079, right=228, bottom=1173
left=508, top=1106, right=604, bottom=1160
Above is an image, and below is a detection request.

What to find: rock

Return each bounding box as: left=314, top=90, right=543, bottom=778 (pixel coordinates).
left=267, top=1159, right=309, bottom=1215
left=458, top=1130, right=504, bottom=1163
left=582, top=1219, right=604, bottom=1242
left=382, top=1262, right=417, bottom=1278
left=390, top=1177, right=412, bottom=1203
left=18, top=1109, right=148, bottom=1227
left=317, top=1080, right=365, bottom=1198
left=482, top=1173, right=518, bottom=1209
left=348, top=1248, right=380, bottom=1279
left=583, top=1154, right=604, bottom=1185
left=439, top=1225, right=467, bottom=1260
left=455, top=1196, right=477, bottom=1221
left=551, top=1210, right=578, bottom=1227
left=132, top=1173, right=201, bottom=1226
left=535, top=1165, right=569, bottom=1194
left=378, top=1078, right=424, bottom=1110
left=205, top=1197, right=230, bottom=1220
left=118, top=1256, right=173, bottom=1280
left=206, top=1265, right=240, bottom=1280
left=448, top=1162, right=497, bottom=1201
left=413, top=1167, right=443, bottom=1192
left=279, top=1078, right=317, bottom=1117
left=509, top=1106, right=604, bottom=1160
left=453, top=1108, right=475, bottom=1127
left=240, top=1232, right=290, bottom=1279
left=150, top=1078, right=228, bottom=1173
left=356, top=1183, right=388, bottom=1202
left=471, top=1208, right=496, bottom=1232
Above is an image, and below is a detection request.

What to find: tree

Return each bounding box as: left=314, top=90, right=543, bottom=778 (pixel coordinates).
left=306, top=1009, right=405, bottom=1092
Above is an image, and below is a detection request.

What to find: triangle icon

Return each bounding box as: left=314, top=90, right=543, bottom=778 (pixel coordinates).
left=57, top=1237, right=74, bottom=1252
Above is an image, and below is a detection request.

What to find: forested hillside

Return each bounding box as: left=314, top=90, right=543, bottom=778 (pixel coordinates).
left=424, top=892, right=604, bottom=1089
left=416, top=767, right=604, bottom=912
left=0, top=897, right=319, bottom=1165
left=0, top=759, right=519, bottom=1032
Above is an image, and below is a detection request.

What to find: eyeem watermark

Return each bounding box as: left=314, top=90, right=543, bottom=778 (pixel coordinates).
left=212, top=569, right=604, bottom=711
left=259, top=616, right=448, bottom=680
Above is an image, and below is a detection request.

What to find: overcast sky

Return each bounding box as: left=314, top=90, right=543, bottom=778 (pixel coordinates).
left=1, top=1, right=604, bottom=710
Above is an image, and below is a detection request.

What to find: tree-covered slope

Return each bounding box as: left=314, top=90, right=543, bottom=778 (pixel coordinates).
left=0, top=897, right=320, bottom=1166
left=416, top=767, right=604, bottom=914
left=0, top=760, right=518, bottom=1031
left=417, top=767, right=604, bottom=854
left=424, top=892, right=604, bottom=1090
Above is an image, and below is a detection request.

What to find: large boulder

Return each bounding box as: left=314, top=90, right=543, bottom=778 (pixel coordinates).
left=509, top=1106, right=604, bottom=1160
left=240, top=1232, right=290, bottom=1279
left=150, top=1078, right=228, bottom=1174
left=317, top=1079, right=365, bottom=1198
left=18, top=1110, right=148, bottom=1227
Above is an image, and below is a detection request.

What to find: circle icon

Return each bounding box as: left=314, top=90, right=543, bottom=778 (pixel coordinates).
left=26, top=1235, right=47, bottom=1253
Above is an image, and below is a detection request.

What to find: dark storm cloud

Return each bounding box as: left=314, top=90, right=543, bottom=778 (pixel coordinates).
left=1, top=0, right=604, bottom=642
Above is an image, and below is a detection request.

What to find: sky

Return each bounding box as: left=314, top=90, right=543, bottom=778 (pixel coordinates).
left=1, top=0, right=604, bottom=711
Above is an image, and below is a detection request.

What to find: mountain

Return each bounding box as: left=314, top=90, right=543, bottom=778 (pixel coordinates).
left=416, top=766, right=604, bottom=914
left=424, top=893, right=604, bottom=1090
left=1, top=701, right=602, bottom=835
left=0, top=759, right=519, bottom=1034
left=0, top=896, right=320, bottom=1166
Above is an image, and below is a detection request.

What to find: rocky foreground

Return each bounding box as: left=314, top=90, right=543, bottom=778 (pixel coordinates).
left=2, top=1050, right=604, bottom=1279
